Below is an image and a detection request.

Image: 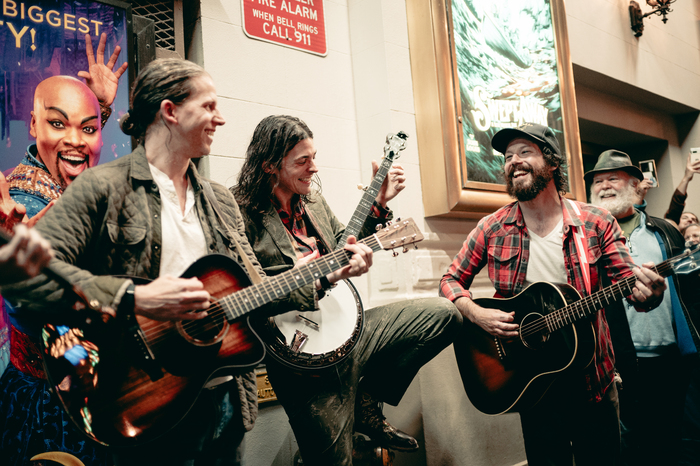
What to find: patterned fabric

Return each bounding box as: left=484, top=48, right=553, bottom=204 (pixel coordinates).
left=277, top=199, right=323, bottom=258
left=7, top=146, right=63, bottom=206
left=8, top=326, right=44, bottom=380
left=0, top=302, right=9, bottom=375
left=0, top=366, right=111, bottom=466
left=440, top=197, right=639, bottom=402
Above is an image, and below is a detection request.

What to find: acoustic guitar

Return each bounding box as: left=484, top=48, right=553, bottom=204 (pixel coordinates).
left=41, top=219, right=424, bottom=447
left=453, top=243, right=700, bottom=415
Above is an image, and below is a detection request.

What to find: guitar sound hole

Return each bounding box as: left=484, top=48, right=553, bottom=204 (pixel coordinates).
left=179, top=314, right=225, bottom=345
left=519, top=312, right=549, bottom=350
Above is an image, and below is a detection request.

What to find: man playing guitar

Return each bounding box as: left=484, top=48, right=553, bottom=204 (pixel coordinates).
left=232, top=115, right=462, bottom=465
left=440, top=123, right=666, bottom=466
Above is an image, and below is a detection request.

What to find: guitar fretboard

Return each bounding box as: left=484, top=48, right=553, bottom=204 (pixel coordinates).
left=337, top=159, right=393, bottom=248
left=538, top=261, right=673, bottom=335
left=218, top=234, right=381, bottom=320
left=337, top=132, right=407, bottom=248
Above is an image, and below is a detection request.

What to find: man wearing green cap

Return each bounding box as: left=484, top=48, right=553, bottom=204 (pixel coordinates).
left=587, top=149, right=699, bottom=466
left=441, top=123, right=667, bottom=465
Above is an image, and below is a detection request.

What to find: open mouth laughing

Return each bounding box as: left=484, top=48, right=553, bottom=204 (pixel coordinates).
left=58, top=151, right=89, bottom=179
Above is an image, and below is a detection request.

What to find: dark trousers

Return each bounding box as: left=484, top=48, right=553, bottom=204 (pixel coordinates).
left=618, top=353, right=691, bottom=466
left=680, top=363, right=700, bottom=466
left=112, top=384, right=246, bottom=466
left=519, top=378, right=621, bottom=466
left=265, top=297, right=461, bottom=466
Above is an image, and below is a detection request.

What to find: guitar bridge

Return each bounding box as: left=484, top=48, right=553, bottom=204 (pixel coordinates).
left=126, top=324, right=163, bottom=381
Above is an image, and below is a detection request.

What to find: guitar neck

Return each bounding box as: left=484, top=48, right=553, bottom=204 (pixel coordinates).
left=547, top=260, right=674, bottom=333
left=221, top=234, right=381, bottom=320
left=337, top=158, right=393, bottom=249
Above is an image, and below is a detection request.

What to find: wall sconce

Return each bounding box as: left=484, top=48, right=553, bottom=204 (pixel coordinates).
left=629, top=0, right=677, bottom=37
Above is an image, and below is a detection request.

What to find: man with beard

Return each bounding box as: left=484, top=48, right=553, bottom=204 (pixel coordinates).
left=587, top=150, right=700, bottom=466
left=440, top=123, right=666, bottom=466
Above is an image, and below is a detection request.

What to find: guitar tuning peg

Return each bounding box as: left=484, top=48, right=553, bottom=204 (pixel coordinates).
left=395, top=217, right=401, bottom=222
left=402, top=246, right=409, bottom=253
left=392, top=250, right=399, bottom=257
left=357, top=184, right=367, bottom=191
left=414, top=244, right=418, bottom=250
left=375, top=224, right=382, bottom=231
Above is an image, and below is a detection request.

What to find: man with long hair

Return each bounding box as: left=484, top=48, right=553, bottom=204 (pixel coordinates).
left=233, top=115, right=462, bottom=465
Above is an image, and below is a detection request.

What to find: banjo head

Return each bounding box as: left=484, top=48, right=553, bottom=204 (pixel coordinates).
left=266, top=279, right=363, bottom=369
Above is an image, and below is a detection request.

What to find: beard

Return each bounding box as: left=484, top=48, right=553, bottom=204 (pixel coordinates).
left=505, top=163, right=553, bottom=202
left=590, top=181, right=637, bottom=216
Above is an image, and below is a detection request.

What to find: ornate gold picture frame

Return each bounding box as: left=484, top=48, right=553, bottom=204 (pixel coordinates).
left=407, top=0, right=585, bottom=218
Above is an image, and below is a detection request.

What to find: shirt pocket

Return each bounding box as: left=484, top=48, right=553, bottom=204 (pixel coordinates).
left=106, top=222, right=147, bottom=275
left=107, top=222, right=147, bottom=245
left=487, top=244, right=520, bottom=271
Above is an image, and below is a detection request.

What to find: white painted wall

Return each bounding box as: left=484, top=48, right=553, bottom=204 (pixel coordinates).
left=189, top=0, right=700, bottom=464
left=567, top=0, right=700, bottom=219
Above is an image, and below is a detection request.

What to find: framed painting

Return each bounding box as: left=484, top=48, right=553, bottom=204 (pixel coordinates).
left=406, top=0, right=585, bottom=218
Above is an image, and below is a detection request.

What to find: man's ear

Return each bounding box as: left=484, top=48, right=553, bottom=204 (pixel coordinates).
left=160, top=100, right=178, bottom=125
left=263, top=162, right=273, bottom=174
left=29, top=111, right=37, bottom=138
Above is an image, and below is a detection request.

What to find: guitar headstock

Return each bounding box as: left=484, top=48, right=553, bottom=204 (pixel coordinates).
left=374, top=218, right=424, bottom=254
left=383, top=131, right=408, bottom=161
left=672, top=243, right=700, bottom=276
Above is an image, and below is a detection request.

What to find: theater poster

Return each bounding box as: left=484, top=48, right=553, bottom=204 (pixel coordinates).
left=0, top=0, right=131, bottom=174
left=453, top=0, right=563, bottom=186
left=407, top=0, right=585, bottom=218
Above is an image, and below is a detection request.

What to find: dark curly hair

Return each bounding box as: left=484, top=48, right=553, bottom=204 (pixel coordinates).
left=119, top=58, right=206, bottom=143
left=232, top=115, right=316, bottom=217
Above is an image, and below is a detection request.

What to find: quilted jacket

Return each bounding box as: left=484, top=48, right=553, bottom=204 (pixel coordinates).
left=3, top=145, right=308, bottom=431
left=236, top=192, right=393, bottom=319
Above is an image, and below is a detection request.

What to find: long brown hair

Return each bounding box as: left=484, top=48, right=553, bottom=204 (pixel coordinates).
left=233, top=115, right=316, bottom=218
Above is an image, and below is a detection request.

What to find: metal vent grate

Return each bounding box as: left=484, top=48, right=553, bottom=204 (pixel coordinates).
left=129, top=1, right=175, bottom=51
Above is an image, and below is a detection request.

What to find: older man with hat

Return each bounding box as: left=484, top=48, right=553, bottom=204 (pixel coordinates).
left=588, top=149, right=700, bottom=466
left=441, top=124, right=667, bottom=466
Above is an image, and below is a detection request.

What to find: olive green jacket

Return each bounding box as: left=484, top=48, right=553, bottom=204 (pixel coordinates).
left=4, top=145, right=305, bottom=431
left=238, top=192, right=392, bottom=304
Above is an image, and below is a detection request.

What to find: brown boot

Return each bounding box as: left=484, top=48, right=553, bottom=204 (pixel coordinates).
left=354, top=392, right=419, bottom=452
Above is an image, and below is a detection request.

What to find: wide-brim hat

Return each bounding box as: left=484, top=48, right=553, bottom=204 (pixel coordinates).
left=491, top=123, right=561, bottom=156
left=584, top=150, right=644, bottom=183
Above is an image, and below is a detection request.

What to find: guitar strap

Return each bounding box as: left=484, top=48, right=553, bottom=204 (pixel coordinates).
left=569, top=200, right=591, bottom=294
left=201, top=181, right=263, bottom=286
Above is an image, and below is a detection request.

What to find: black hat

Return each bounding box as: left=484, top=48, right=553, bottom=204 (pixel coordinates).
left=491, top=123, right=561, bottom=156
left=584, top=150, right=644, bottom=183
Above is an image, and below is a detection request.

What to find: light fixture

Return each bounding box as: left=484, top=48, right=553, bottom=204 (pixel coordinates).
left=629, top=0, right=677, bottom=37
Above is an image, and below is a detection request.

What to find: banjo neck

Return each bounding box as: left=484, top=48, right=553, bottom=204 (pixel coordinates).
left=337, top=131, right=408, bottom=248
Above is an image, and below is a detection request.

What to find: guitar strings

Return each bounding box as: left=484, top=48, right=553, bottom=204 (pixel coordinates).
left=137, top=234, right=390, bottom=345
left=517, top=263, right=669, bottom=339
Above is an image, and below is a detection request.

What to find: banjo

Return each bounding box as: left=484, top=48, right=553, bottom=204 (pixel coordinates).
left=263, top=131, right=409, bottom=370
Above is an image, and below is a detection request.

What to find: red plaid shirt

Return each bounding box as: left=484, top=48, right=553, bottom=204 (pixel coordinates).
left=440, top=197, right=638, bottom=402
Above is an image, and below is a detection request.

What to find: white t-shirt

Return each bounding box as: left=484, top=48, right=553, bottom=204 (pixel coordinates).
left=149, top=163, right=208, bottom=277
left=524, top=218, right=567, bottom=286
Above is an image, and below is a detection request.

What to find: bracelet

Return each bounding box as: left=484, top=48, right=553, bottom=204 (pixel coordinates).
left=117, top=282, right=136, bottom=324
left=99, top=102, right=112, bottom=129
left=319, top=275, right=332, bottom=291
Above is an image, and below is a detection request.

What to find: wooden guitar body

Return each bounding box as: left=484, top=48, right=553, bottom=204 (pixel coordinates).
left=42, top=254, right=264, bottom=447
left=453, top=282, right=596, bottom=415
left=41, top=218, right=426, bottom=446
